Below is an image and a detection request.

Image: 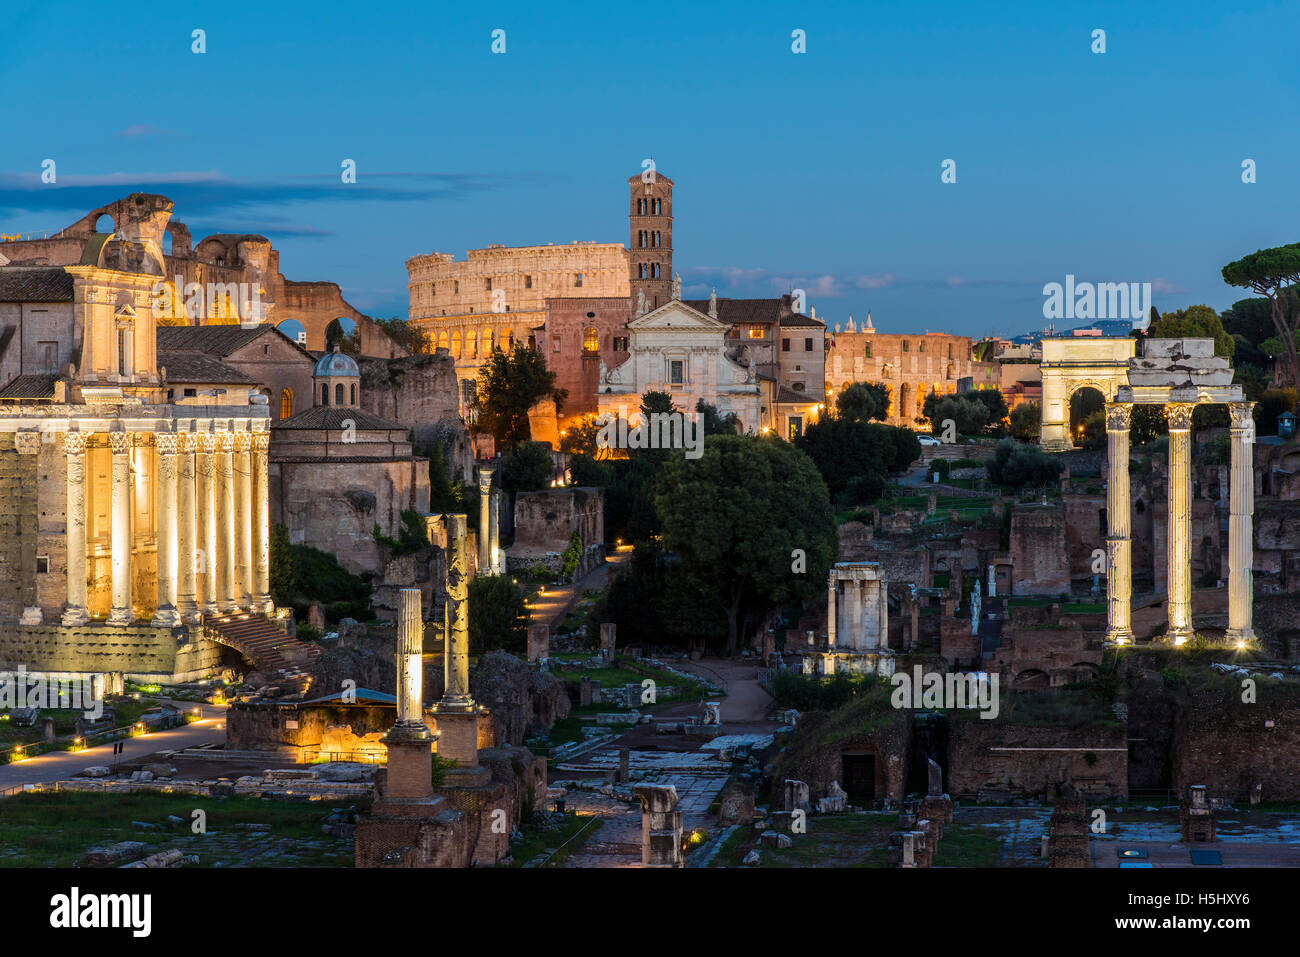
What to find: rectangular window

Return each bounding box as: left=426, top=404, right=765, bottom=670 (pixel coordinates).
left=454, top=280, right=459, bottom=295
left=782, top=338, right=790, bottom=352
left=575, top=273, right=584, bottom=287
left=748, top=327, right=765, bottom=339
left=485, top=278, right=492, bottom=291
left=36, top=555, right=49, bottom=574
left=864, top=342, right=872, bottom=358
left=524, top=275, right=532, bottom=289
left=183, top=388, right=197, bottom=398
left=669, top=360, right=684, bottom=384
left=38, top=341, right=57, bottom=373
left=552, top=335, right=562, bottom=353
left=613, top=336, right=629, bottom=351
left=788, top=417, right=803, bottom=441
left=805, top=337, right=813, bottom=351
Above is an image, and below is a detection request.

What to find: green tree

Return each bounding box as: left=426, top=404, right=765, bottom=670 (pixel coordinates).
left=474, top=345, right=567, bottom=449
left=1223, top=245, right=1300, bottom=388
left=836, top=382, right=891, bottom=423
left=1009, top=401, right=1041, bottom=442
left=1130, top=404, right=1167, bottom=445
left=426, top=443, right=463, bottom=513
left=795, top=417, right=893, bottom=502
left=925, top=394, right=991, bottom=435
left=501, top=441, right=554, bottom=492
left=968, top=388, right=1009, bottom=431
left=468, top=575, right=529, bottom=655
left=695, top=398, right=738, bottom=435
left=653, top=435, right=837, bottom=652
left=985, top=437, right=1063, bottom=490
left=1148, top=304, right=1234, bottom=358
left=560, top=530, right=583, bottom=579
left=373, top=316, right=433, bottom=354
left=560, top=414, right=610, bottom=459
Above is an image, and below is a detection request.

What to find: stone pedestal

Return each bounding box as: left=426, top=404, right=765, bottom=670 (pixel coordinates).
left=528, top=624, right=550, bottom=663
left=633, top=784, right=683, bottom=868
left=433, top=709, right=482, bottom=770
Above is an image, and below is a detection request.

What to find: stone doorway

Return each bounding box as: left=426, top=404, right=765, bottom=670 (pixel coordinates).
left=842, top=751, right=876, bottom=803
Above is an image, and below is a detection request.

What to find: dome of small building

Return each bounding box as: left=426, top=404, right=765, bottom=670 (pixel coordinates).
left=314, top=347, right=360, bottom=377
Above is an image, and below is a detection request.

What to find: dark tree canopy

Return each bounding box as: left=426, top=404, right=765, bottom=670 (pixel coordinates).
left=836, top=382, right=891, bottom=423
left=474, top=345, right=567, bottom=448
left=1223, top=244, right=1300, bottom=388
left=653, top=435, right=837, bottom=652
left=1147, top=304, right=1234, bottom=358
left=500, top=441, right=554, bottom=492
left=985, top=437, right=1063, bottom=490
left=468, top=575, right=529, bottom=655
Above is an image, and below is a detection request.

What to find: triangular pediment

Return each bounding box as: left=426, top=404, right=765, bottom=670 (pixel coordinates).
left=626, top=299, right=728, bottom=331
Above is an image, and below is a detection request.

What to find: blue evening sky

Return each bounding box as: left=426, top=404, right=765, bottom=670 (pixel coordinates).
left=2, top=0, right=1297, bottom=339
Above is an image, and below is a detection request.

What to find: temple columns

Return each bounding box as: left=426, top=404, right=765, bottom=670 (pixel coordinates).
left=62, top=432, right=90, bottom=626
left=233, top=433, right=253, bottom=608
left=251, top=432, right=272, bottom=612
left=197, top=434, right=218, bottom=613
left=215, top=433, right=237, bottom=612
left=1104, top=402, right=1133, bottom=643
left=106, top=431, right=133, bottom=624
left=176, top=434, right=199, bottom=623
left=1226, top=402, right=1256, bottom=644
left=488, top=484, right=501, bottom=573
left=1165, top=403, right=1195, bottom=644
left=152, top=433, right=180, bottom=626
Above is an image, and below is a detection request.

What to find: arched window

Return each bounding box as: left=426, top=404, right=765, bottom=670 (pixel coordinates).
left=279, top=388, right=293, bottom=419
left=450, top=330, right=461, bottom=358
left=467, top=330, right=477, bottom=358
left=321, top=384, right=329, bottom=406
left=335, top=383, right=345, bottom=405
left=583, top=327, right=599, bottom=353
left=350, top=383, right=356, bottom=405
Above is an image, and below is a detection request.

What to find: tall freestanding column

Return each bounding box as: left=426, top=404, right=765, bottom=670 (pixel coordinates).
left=152, top=433, right=180, bottom=626
left=233, top=432, right=253, bottom=609
left=477, top=467, right=492, bottom=573
left=1104, top=402, right=1134, bottom=643
left=488, top=485, right=501, bottom=573
left=1226, top=401, right=1256, bottom=643
left=62, top=432, right=90, bottom=626
left=106, top=432, right=133, bottom=624
left=826, top=577, right=837, bottom=646
left=381, top=587, right=435, bottom=802
left=251, top=432, right=272, bottom=612
left=197, top=433, right=218, bottom=613
left=216, top=432, right=237, bottom=612
left=1165, top=403, right=1196, bottom=644
left=441, top=514, right=473, bottom=711
left=176, top=433, right=199, bottom=623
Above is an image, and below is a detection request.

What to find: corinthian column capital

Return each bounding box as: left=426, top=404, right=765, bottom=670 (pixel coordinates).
left=1104, top=402, right=1132, bottom=430
left=1228, top=401, right=1256, bottom=431
left=108, top=431, right=132, bottom=454
left=252, top=433, right=270, bottom=453
left=156, top=432, right=178, bottom=456
left=64, top=431, right=87, bottom=456
left=1166, top=402, right=1196, bottom=431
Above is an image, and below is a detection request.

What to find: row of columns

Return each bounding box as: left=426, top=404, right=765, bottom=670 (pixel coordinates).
left=61, top=428, right=272, bottom=627
left=1104, top=401, right=1254, bottom=646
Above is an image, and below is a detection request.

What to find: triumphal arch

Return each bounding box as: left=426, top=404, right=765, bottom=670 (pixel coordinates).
left=1040, top=337, right=1253, bottom=646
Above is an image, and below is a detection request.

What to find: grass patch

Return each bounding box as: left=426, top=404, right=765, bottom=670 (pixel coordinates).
left=0, top=791, right=358, bottom=867
left=503, top=813, right=602, bottom=867
left=931, top=822, right=1000, bottom=866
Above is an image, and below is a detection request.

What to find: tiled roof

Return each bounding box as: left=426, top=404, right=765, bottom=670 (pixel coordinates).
left=775, top=386, right=817, bottom=404
left=0, top=268, right=74, bottom=303
left=272, top=405, right=406, bottom=431
left=155, top=323, right=312, bottom=360
left=682, top=295, right=823, bottom=329
left=159, top=350, right=258, bottom=384
left=0, top=373, right=58, bottom=399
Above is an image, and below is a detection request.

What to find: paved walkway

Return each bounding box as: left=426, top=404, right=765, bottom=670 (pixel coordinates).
left=0, top=701, right=228, bottom=791
left=528, top=549, right=630, bottom=629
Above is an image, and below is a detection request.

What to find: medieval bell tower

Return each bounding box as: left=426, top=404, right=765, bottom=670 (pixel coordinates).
left=628, top=171, right=674, bottom=310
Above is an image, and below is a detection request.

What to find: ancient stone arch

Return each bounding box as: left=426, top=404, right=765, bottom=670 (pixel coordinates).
left=1039, top=338, right=1135, bottom=451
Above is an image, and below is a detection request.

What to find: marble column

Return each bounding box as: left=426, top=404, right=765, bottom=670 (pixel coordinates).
left=394, top=589, right=428, bottom=732
left=477, top=467, right=492, bottom=573
left=176, top=433, right=199, bottom=623
left=251, top=432, right=272, bottom=612
left=106, top=432, right=133, bottom=624
left=441, top=514, right=474, bottom=711
left=488, top=485, right=501, bottom=573
left=216, top=433, right=237, bottom=612
left=846, top=578, right=862, bottom=650
left=152, top=433, right=181, bottom=626
left=1226, top=401, right=1256, bottom=643
left=1166, top=403, right=1195, bottom=644
left=1104, top=402, right=1134, bottom=643
left=826, top=577, right=837, bottom=646
left=62, top=432, right=90, bottom=625
left=197, top=434, right=218, bottom=614
left=233, top=432, right=253, bottom=609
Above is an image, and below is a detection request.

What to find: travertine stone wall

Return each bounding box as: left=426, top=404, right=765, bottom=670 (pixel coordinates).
left=0, top=622, right=220, bottom=679
left=1010, top=504, right=1071, bottom=595
left=948, top=721, right=1128, bottom=799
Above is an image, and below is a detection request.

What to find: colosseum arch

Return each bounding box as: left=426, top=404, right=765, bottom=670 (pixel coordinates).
left=1039, top=337, right=1135, bottom=451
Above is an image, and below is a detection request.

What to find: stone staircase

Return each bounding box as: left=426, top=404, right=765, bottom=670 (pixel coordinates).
left=204, top=613, right=321, bottom=674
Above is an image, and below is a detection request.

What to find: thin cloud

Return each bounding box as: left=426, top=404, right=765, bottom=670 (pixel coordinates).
left=112, top=124, right=173, bottom=138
